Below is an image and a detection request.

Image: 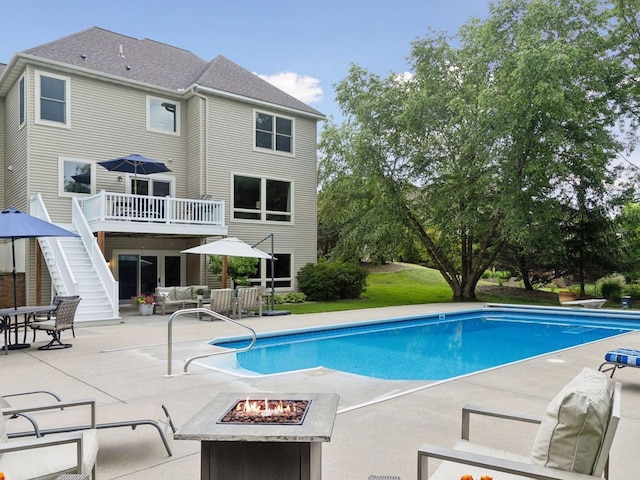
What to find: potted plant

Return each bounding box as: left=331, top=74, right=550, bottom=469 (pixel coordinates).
left=557, top=289, right=577, bottom=304
left=195, top=288, right=207, bottom=300
left=131, top=293, right=155, bottom=315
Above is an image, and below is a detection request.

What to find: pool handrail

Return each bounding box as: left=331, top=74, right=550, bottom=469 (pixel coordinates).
left=166, top=307, right=256, bottom=377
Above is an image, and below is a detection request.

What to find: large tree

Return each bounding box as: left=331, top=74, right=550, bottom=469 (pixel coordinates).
left=319, top=0, right=629, bottom=300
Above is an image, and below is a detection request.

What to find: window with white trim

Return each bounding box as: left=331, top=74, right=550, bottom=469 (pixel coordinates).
left=35, top=70, right=70, bottom=127
left=147, top=96, right=180, bottom=134
left=19, top=76, right=25, bottom=126
left=255, top=111, right=293, bottom=154
left=233, top=175, right=292, bottom=222
left=59, top=158, right=93, bottom=196
left=249, top=254, right=293, bottom=289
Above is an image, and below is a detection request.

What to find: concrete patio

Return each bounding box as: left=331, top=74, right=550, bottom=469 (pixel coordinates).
left=3, top=302, right=639, bottom=479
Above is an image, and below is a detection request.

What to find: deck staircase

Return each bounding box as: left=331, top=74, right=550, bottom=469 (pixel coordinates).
left=31, top=194, right=119, bottom=323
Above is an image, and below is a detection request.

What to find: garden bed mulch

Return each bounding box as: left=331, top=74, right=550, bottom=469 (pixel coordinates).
left=476, top=284, right=559, bottom=303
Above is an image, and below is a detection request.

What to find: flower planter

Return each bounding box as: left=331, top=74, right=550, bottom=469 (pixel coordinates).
left=558, top=292, right=577, bottom=304
left=139, top=303, right=154, bottom=316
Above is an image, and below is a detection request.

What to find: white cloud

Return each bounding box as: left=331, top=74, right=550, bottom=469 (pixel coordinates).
left=257, top=72, right=323, bottom=104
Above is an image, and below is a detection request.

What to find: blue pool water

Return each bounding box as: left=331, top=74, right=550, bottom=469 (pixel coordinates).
left=209, top=307, right=640, bottom=380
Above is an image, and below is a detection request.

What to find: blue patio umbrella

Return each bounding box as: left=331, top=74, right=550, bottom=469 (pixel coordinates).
left=0, top=208, right=79, bottom=309
left=98, top=154, right=171, bottom=194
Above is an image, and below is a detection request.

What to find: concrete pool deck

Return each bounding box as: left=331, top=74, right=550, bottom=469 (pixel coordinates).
left=3, top=302, right=640, bottom=479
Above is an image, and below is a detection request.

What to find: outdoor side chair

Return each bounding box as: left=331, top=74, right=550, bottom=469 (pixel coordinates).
left=237, top=287, right=263, bottom=318
left=418, top=368, right=621, bottom=480
left=208, top=288, right=234, bottom=319
left=32, top=295, right=81, bottom=341
left=30, top=296, right=81, bottom=350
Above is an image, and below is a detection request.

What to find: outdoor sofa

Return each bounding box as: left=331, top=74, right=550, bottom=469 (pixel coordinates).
left=154, top=285, right=209, bottom=315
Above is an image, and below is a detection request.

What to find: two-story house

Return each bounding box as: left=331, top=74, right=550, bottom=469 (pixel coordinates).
left=0, top=27, right=323, bottom=323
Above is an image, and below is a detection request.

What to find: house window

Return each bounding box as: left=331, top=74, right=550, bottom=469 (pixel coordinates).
left=147, top=96, right=179, bottom=134
left=233, top=175, right=292, bottom=223
left=19, top=76, right=25, bottom=125
left=255, top=111, right=293, bottom=154
left=59, top=158, right=93, bottom=196
left=251, top=254, right=293, bottom=289
left=35, top=70, right=70, bottom=127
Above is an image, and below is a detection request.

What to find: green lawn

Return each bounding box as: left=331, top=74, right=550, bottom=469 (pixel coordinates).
left=277, top=263, right=554, bottom=314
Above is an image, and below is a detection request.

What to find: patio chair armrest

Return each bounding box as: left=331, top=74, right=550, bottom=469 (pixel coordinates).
left=2, top=398, right=96, bottom=428
left=3, top=389, right=62, bottom=403
left=462, top=403, right=541, bottom=440
left=418, top=443, right=598, bottom=480
left=0, top=430, right=84, bottom=454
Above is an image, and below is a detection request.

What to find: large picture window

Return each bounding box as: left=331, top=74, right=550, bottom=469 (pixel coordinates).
left=250, top=254, right=293, bottom=289
left=35, top=70, right=70, bottom=127
left=147, top=96, right=180, bottom=134
left=255, top=111, right=293, bottom=154
left=233, top=175, right=292, bottom=223
left=59, top=158, right=93, bottom=196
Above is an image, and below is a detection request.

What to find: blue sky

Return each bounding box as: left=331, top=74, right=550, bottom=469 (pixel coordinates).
left=0, top=0, right=490, bottom=121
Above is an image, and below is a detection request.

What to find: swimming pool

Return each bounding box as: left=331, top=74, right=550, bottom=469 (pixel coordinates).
left=205, top=306, right=640, bottom=380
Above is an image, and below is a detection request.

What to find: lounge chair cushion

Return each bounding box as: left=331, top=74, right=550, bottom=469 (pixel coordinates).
left=0, top=429, right=98, bottom=479
left=604, top=347, right=640, bottom=367
left=531, top=367, right=613, bottom=475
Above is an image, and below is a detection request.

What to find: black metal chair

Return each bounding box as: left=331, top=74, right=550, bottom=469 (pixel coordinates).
left=30, top=297, right=81, bottom=349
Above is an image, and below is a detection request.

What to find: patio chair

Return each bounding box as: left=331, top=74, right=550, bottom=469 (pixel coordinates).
left=598, top=347, right=640, bottom=378
left=418, top=368, right=621, bottom=480
left=2, top=389, right=176, bottom=457
left=237, top=287, right=263, bottom=318
left=32, top=295, right=81, bottom=341
left=30, top=296, right=81, bottom=349
left=0, top=398, right=98, bottom=479
left=208, top=288, right=234, bottom=318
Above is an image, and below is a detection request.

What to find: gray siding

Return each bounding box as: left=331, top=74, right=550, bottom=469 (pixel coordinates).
left=206, top=95, right=318, bottom=289
left=24, top=69, right=188, bottom=222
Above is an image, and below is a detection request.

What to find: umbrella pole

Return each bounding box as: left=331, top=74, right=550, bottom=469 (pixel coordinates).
left=11, top=238, right=17, bottom=309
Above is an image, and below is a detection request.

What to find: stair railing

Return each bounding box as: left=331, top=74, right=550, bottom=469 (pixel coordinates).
left=71, top=197, right=119, bottom=318
left=30, top=194, right=78, bottom=296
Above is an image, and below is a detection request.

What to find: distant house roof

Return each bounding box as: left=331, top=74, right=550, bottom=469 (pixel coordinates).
left=4, top=27, right=323, bottom=117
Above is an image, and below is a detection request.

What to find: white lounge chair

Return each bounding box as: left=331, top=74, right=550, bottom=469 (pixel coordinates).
left=418, top=368, right=621, bottom=480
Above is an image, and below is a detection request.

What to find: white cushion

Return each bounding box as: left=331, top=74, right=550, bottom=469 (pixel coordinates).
left=531, top=367, right=612, bottom=474
left=0, top=429, right=98, bottom=480
left=155, top=287, right=174, bottom=301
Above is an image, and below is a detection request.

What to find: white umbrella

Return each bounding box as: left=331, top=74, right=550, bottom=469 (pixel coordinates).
left=182, top=237, right=272, bottom=259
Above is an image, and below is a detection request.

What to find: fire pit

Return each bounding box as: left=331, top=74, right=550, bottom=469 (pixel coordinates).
left=218, top=398, right=310, bottom=425
left=175, top=392, right=339, bottom=480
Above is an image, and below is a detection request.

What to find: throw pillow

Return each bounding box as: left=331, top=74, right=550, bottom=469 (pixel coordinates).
left=531, top=367, right=613, bottom=474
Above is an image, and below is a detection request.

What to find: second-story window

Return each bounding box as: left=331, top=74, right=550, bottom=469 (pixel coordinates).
left=35, top=70, right=70, bottom=127
left=255, top=111, right=293, bottom=154
left=233, top=174, right=292, bottom=223
left=147, top=96, right=179, bottom=134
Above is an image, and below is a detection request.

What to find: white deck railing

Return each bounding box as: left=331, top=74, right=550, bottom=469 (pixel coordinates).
left=81, top=191, right=225, bottom=226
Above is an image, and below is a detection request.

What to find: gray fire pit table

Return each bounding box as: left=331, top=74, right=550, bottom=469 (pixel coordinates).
left=175, top=392, right=340, bottom=480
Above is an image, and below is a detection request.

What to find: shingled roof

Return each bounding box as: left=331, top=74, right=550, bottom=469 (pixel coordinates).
left=17, top=27, right=322, bottom=117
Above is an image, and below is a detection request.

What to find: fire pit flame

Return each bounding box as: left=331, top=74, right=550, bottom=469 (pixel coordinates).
left=219, top=398, right=310, bottom=425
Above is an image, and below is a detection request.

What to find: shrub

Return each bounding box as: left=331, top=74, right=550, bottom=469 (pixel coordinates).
left=282, top=292, right=306, bottom=303
left=623, top=283, right=640, bottom=301
left=599, top=277, right=624, bottom=302
left=297, top=261, right=368, bottom=301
